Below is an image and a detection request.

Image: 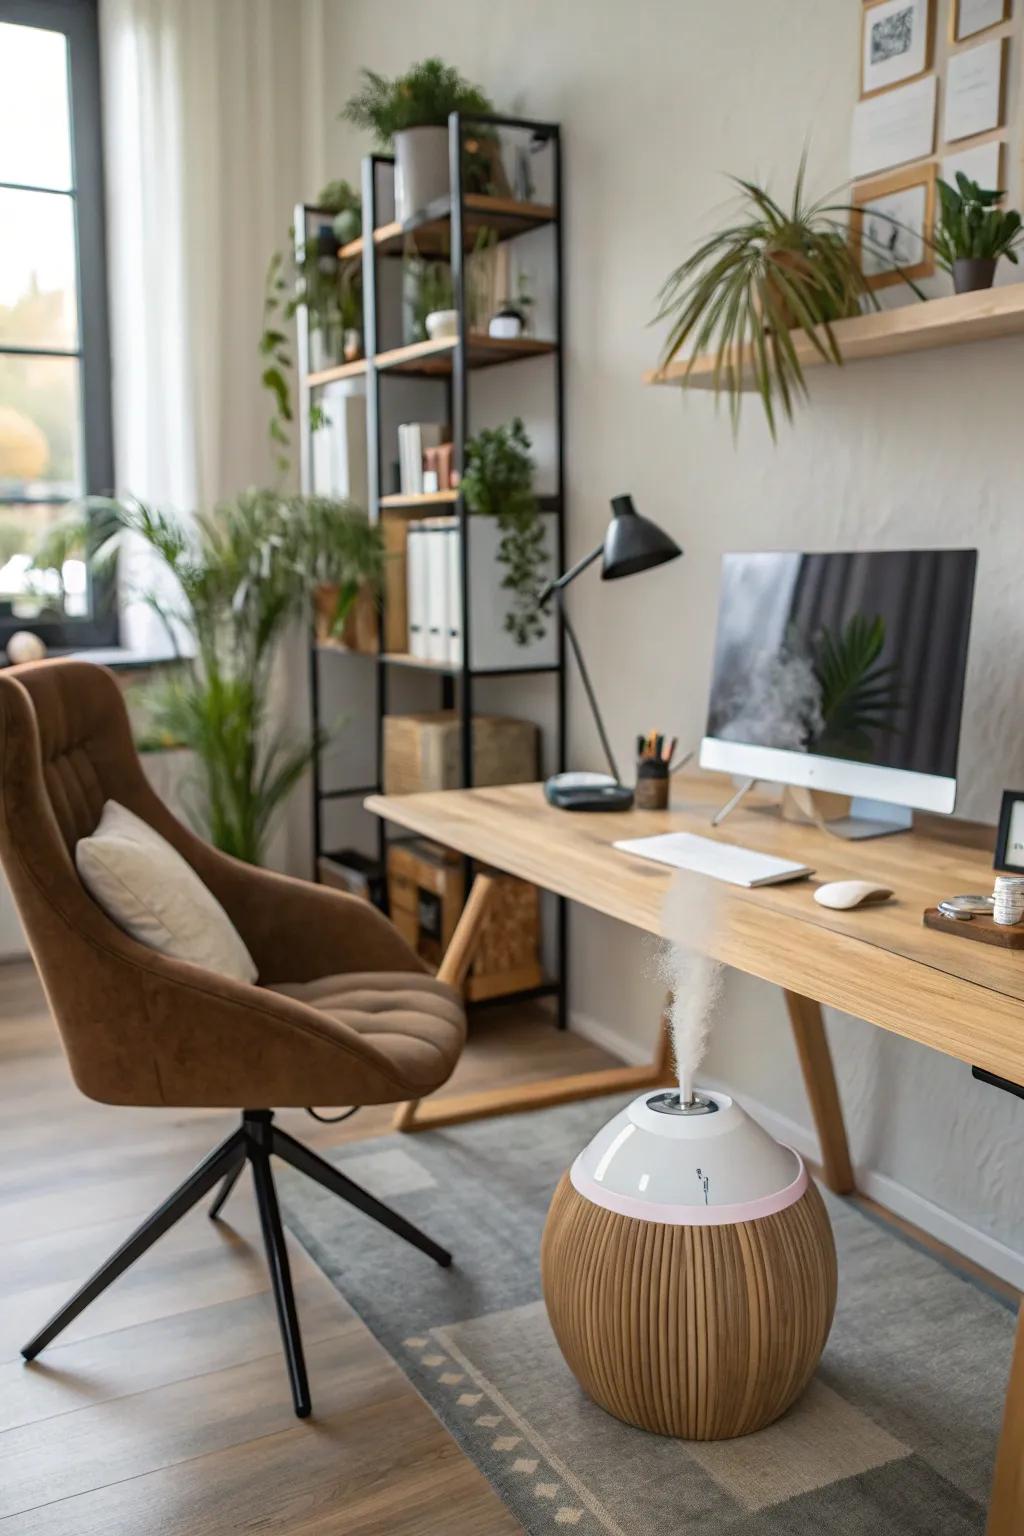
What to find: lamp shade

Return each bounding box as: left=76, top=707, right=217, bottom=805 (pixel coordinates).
left=601, top=494, right=682, bottom=581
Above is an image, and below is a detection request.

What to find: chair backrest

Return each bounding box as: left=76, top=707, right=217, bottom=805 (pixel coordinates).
left=0, top=659, right=214, bottom=1100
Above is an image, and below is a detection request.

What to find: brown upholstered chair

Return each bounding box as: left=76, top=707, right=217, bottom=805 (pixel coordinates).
left=0, top=658, right=465, bottom=1417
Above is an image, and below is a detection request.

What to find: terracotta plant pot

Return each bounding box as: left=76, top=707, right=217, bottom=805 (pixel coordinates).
left=952, top=257, right=997, bottom=294
left=394, top=126, right=449, bottom=223
left=313, top=582, right=379, bottom=653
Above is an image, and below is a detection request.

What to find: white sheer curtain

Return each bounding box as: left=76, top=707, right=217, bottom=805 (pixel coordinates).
left=99, top=0, right=328, bottom=649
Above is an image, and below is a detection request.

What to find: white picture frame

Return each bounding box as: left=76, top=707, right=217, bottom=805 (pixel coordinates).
left=952, top=0, right=1010, bottom=42
left=941, top=137, right=1004, bottom=191
left=862, top=0, right=933, bottom=97
left=852, top=163, right=937, bottom=288
left=850, top=73, right=937, bottom=178
left=943, top=36, right=1006, bottom=142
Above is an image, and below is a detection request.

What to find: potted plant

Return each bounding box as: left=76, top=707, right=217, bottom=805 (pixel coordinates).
left=87, top=491, right=382, bottom=865
left=342, top=59, right=497, bottom=223
left=933, top=172, right=1023, bottom=294
left=317, top=177, right=362, bottom=246
left=461, top=418, right=553, bottom=653
left=655, top=163, right=919, bottom=437
left=299, top=493, right=385, bottom=648
left=260, top=233, right=362, bottom=479
left=407, top=256, right=455, bottom=341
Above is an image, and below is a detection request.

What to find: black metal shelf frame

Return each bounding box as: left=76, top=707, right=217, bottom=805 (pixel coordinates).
left=302, top=112, right=568, bottom=1027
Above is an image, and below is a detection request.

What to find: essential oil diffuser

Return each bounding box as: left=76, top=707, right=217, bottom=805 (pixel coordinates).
left=541, top=1087, right=837, bottom=1440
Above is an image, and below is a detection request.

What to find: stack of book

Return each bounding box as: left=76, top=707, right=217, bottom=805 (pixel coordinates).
left=406, top=518, right=462, bottom=664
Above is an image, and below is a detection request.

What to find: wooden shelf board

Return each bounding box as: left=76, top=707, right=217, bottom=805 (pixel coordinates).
left=339, top=195, right=557, bottom=260
left=375, top=333, right=556, bottom=376
left=379, top=491, right=458, bottom=510
left=305, top=357, right=367, bottom=387
left=644, top=284, right=1024, bottom=392
left=381, top=651, right=456, bottom=672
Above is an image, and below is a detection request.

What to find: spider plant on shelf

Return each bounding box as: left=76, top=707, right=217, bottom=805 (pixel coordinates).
left=461, top=418, right=549, bottom=647
left=932, top=172, right=1024, bottom=294
left=654, top=161, right=922, bottom=438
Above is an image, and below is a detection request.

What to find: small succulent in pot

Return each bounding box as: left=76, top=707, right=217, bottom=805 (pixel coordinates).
left=933, top=172, right=1023, bottom=294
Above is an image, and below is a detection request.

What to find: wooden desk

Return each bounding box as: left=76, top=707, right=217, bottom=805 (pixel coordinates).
left=367, top=776, right=1024, bottom=1533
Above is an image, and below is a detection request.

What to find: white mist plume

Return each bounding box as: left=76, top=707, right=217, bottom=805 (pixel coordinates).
left=717, top=648, right=823, bottom=753
left=654, top=871, right=727, bottom=1103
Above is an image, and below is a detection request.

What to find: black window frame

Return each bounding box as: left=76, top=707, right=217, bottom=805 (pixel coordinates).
left=0, top=0, right=116, bottom=649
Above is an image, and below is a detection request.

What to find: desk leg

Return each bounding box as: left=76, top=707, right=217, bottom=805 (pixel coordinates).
left=988, top=1302, right=1024, bottom=1535
left=393, top=873, right=498, bottom=1132
left=783, top=990, right=855, bottom=1196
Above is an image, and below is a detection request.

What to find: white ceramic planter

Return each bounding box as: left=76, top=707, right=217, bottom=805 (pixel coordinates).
left=426, top=308, right=459, bottom=340
left=467, top=512, right=559, bottom=672
left=394, top=126, right=449, bottom=223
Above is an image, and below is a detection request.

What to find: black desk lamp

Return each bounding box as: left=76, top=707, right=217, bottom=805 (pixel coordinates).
left=541, top=495, right=682, bottom=811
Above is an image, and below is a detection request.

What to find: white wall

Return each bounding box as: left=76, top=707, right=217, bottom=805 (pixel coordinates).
left=320, top=0, right=1024, bottom=1277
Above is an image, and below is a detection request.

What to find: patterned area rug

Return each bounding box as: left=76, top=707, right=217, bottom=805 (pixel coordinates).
left=278, top=1096, right=1013, bottom=1535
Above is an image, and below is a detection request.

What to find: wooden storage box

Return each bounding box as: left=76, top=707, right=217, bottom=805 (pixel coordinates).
left=383, top=712, right=538, bottom=796
left=387, top=839, right=542, bottom=999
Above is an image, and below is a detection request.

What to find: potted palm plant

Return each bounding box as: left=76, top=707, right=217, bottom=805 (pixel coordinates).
left=933, top=173, right=1023, bottom=293
left=655, top=162, right=920, bottom=437
left=342, top=59, right=498, bottom=223
left=88, top=491, right=382, bottom=866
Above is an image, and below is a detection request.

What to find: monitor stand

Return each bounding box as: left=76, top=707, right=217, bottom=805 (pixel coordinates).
left=712, top=780, right=913, bottom=840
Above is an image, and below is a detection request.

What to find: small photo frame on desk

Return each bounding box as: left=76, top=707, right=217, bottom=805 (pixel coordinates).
left=861, top=0, right=934, bottom=97
left=994, top=789, right=1024, bottom=871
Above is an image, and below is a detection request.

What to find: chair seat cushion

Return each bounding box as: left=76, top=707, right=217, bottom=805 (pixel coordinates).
left=265, top=971, right=465, bottom=1098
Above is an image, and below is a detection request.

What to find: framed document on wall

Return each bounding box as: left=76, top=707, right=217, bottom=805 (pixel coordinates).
left=862, top=0, right=934, bottom=97
left=952, top=0, right=1011, bottom=41
left=851, top=73, right=937, bottom=176
left=944, top=36, right=1007, bottom=140
left=851, top=162, right=937, bottom=288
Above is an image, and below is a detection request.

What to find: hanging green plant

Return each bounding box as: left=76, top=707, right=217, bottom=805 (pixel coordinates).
left=461, top=418, right=549, bottom=647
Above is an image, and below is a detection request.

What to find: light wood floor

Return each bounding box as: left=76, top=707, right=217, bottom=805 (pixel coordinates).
left=0, top=959, right=620, bottom=1535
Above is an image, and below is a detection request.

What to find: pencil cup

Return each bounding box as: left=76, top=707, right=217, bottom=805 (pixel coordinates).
left=635, top=758, right=669, bottom=810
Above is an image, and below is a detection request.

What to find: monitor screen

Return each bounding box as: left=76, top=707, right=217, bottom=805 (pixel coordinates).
left=705, top=549, right=976, bottom=782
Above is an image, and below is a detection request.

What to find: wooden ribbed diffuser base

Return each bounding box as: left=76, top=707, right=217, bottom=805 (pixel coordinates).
left=541, top=1173, right=837, bottom=1440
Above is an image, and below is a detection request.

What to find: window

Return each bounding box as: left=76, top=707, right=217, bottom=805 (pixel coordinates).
left=0, top=0, right=115, bottom=648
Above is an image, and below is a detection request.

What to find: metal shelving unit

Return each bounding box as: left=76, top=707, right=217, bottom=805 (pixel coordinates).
left=299, top=111, right=567, bottom=1024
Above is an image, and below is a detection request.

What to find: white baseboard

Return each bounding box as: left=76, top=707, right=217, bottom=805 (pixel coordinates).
left=569, top=1012, right=1024, bottom=1293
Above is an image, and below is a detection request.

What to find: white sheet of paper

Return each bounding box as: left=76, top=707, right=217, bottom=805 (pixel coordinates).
left=954, top=0, right=1006, bottom=39
left=851, top=74, right=937, bottom=178
left=944, top=38, right=1004, bottom=142
left=941, top=137, right=1003, bottom=189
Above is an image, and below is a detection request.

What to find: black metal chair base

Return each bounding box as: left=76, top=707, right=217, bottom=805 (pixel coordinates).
left=20, top=1109, right=451, bottom=1418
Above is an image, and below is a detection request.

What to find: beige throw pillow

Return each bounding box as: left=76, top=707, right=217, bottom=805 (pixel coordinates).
left=76, top=800, right=258, bottom=984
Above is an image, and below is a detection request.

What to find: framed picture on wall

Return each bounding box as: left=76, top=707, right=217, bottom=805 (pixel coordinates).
left=861, top=0, right=934, bottom=97
left=943, top=36, right=1007, bottom=141
left=994, top=790, right=1024, bottom=872
left=942, top=136, right=1005, bottom=191
left=952, top=0, right=1011, bottom=42
left=851, top=162, right=937, bottom=287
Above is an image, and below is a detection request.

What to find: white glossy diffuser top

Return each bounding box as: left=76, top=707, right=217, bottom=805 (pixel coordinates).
left=570, top=1091, right=806, bottom=1226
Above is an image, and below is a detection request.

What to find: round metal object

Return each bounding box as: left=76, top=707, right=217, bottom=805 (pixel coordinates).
left=646, top=1090, right=719, bottom=1116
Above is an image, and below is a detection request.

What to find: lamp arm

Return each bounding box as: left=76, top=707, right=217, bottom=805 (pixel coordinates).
left=558, top=590, right=621, bottom=784
left=537, top=541, right=603, bottom=608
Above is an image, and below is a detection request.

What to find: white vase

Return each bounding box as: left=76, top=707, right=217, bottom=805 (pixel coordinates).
left=394, top=126, right=450, bottom=223
left=425, top=308, right=459, bottom=340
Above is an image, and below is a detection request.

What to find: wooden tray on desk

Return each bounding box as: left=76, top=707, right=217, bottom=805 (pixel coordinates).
left=923, top=907, right=1024, bottom=948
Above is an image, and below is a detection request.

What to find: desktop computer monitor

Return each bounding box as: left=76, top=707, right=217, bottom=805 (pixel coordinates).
left=700, top=549, right=977, bottom=816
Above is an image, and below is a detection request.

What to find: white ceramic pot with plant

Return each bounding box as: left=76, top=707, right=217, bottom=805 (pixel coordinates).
left=461, top=418, right=557, bottom=670
left=342, top=59, right=496, bottom=225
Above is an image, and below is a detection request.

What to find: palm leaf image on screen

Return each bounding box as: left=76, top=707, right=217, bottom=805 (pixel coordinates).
left=811, top=614, right=902, bottom=760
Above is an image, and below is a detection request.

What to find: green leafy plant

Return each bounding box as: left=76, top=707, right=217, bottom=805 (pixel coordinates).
left=407, top=257, right=454, bottom=341
left=810, top=614, right=902, bottom=760
left=317, top=178, right=362, bottom=244
left=655, top=161, right=923, bottom=438
left=88, top=491, right=381, bottom=864
left=461, top=418, right=548, bottom=646
left=301, top=493, right=385, bottom=637
left=933, top=172, right=1023, bottom=270
left=260, top=232, right=362, bottom=479
left=342, top=58, right=492, bottom=144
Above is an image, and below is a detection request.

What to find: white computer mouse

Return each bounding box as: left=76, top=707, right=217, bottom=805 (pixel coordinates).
left=814, top=879, right=894, bottom=910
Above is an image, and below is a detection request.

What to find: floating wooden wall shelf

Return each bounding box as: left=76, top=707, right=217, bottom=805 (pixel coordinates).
left=644, top=283, right=1024, bottom=391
